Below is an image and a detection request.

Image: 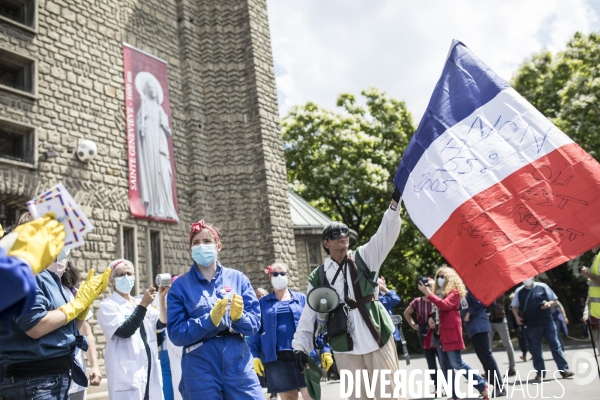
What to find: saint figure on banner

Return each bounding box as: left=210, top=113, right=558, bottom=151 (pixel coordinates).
left=135, top=71, right=178, bottom=221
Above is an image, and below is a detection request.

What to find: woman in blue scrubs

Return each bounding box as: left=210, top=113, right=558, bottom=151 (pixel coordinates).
left=167, top=220, right=263, bottom=400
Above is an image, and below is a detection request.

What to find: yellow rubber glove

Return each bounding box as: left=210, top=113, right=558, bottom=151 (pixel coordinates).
left=8, top=213, right=66, bottom=275
left=230, top=293, right=244, bottom=322
left=59, top=268, right=112, bottom=323
left=321, top=352, right=333, bottom=372
left=253, top=358, right=264, bottom=376
left=210, top=298, right=229, bottom=327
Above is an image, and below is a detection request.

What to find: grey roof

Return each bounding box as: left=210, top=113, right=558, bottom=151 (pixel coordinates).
left=288, top=191, right=332, bottom=229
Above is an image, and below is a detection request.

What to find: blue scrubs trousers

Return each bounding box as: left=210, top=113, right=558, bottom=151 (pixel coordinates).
left=180, top=335, right=263, bottom=400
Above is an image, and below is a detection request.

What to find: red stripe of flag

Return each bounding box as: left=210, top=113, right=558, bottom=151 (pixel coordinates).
left=430, top=142, right=600, bottom=305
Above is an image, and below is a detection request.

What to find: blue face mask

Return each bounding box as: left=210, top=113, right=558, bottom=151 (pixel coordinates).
left=115, top=276, right=135, bottom=293
left=192, top=244, right=218, bottom=267
left=437, top=277, right=445, bottom=287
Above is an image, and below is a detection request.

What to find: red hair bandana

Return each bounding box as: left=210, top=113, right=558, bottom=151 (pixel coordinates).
left=189, top=220, right=221, bottom=244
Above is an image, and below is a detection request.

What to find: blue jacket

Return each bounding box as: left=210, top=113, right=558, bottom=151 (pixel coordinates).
left=167, top=262, right=261, bottom=348
left=0, top=270, right=88, bottom=386
left=248, top=290, right=330, bottom=363
left=461, top=289, right=490, bottom=339
left=0, top=248, right=37, bottom=327
left=379, top=290, right=401, bottom=341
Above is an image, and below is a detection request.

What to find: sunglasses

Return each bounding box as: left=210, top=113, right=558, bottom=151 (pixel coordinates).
left=271, top=272, right=287, bottom=277
left=437, top=275, right=445, bottom=279
left=328, top=227, right=349, bottom=240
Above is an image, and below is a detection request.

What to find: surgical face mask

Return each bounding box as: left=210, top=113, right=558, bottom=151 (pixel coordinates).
left=191, top=244, right=218, bottom=267
left=271, top=274, right=289, bottom=291
left=523, top=278, right=534, bottom=287
left=115, top=275, right=135, bottom=293
left=47, top=260, right=68, bottom=278
left=437, top=277, right=445, bottom=287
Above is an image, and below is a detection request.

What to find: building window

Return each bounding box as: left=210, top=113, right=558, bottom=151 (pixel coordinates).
left=0, top=203, right=27, bottom=232
left=149, top=230, right=163, bottom=284
left=122, top=227, right=135, bottom=263
left=0, top=47, right=37, bottom=97
left=308, top=239, right=322, bottom=266
left=119, top=224, right=138, bottom=294
left=0, top=0, right=37, bottom=31
left=0, top=118, right=36, bottom=168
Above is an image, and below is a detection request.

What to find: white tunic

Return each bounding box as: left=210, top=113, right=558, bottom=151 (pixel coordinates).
left=98, top=292, right=163, bottom=400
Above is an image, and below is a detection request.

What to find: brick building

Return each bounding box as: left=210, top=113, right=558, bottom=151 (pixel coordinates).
left=0, top=0, right=313, bottom=372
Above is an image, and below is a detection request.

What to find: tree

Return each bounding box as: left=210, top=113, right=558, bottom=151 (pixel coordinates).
left=513, top=31, right=600, bottom=331
left=283, top=88, right=446, bottom=352
left=283, top=88, right=413, bottom=239
left=513, top=31, right=600, bottom=161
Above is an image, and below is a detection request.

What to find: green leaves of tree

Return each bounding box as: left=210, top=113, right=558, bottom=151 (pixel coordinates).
left=283, top=88, right=412, bottom=240
left=513, top=31, right=600, bottom=160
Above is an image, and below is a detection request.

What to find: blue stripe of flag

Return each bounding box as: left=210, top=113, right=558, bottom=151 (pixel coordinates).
left=393, top=40, right=510, bottom=194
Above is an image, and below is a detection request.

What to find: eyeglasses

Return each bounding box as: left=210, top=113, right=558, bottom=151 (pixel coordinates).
left=271, top=272, right=287, bottom=277
left=328, top=227, right=349, bottom=240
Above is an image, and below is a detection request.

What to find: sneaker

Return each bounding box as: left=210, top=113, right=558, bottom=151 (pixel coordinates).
left=507, top=368, right=516, bottom=376
left=561, top=371, right=574, bottom=379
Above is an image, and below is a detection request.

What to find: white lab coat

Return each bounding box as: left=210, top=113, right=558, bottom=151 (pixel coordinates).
left=98, top=292, right=163, bottom=400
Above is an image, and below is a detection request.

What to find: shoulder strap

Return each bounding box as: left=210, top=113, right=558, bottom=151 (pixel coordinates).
left=317, top=263, right=328, bottom=287
left=353, top=251, right=378, bottom=288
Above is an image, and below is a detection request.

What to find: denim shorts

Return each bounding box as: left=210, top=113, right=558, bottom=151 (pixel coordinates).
left=264, top=351, right=307, bottom=393
left=0, top=373, right=71, bottom=400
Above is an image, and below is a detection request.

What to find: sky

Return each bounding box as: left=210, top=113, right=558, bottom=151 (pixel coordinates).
left=266, top=0, right=600, bottom=124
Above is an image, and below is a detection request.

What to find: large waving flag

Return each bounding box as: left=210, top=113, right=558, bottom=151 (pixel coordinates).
left=395, top=40, right=600, bottom=305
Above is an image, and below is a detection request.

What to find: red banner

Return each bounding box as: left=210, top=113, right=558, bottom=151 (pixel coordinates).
left=123, top=44, right=179, bottom=223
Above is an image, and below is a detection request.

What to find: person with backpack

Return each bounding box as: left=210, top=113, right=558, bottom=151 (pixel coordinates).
left=292, top=188, right=402, bottom=399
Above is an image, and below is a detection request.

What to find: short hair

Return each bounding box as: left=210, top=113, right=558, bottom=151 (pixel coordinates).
left=108, top=259, right=135, bottom=283
left=321, top=222, right=349, bottom=255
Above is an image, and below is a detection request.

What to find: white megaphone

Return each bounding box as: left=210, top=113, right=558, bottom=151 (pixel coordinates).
left=306, top=286, right=340, bottom=339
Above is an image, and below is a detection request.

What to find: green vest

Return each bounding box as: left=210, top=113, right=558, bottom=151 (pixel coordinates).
left=589, top=251, right=600, bottom=318
left=308, top=251, right=394, bottom=353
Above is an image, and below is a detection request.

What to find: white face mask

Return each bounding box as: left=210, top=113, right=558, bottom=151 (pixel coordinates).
left=523, top=278, right=534, bottom=287
left=271, top=274, right=289, bottom=291
left=47, top=260, right=68, bottom=278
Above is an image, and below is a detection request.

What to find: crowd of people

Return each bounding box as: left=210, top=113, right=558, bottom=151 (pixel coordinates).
left=400, top=266, right=600, bottom=399
left=0, top=190, right=598, bottom=400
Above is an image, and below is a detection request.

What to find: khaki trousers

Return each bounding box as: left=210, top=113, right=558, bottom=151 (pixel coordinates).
left=334, top=338, right=406, bottom=400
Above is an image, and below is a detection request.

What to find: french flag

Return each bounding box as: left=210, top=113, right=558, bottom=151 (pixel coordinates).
left=394, top=40, right=600, bottom=305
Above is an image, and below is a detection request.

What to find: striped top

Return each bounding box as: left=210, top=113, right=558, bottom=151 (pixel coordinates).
left=409, top=297, right=433, bottom=326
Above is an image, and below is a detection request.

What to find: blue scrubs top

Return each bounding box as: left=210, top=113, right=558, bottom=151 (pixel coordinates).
left=167, top=261, right=261, bottom=347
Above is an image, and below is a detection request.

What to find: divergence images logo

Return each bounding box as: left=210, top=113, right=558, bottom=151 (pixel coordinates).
left=572, top=351, right=597, bottom=386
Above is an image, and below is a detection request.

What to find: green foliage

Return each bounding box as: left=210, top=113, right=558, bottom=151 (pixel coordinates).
left=283, top=88, right=413, bottom=237
left=283, top=88, right=445, bottom=353
left=513, top=31, right=600, bottom=161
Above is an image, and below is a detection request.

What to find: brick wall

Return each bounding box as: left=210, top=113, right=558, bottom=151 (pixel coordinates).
left=0, top=0, right=296, bottom=373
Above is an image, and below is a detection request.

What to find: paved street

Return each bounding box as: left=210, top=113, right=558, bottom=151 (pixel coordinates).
left=316, top=342, right=600, bottom=399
